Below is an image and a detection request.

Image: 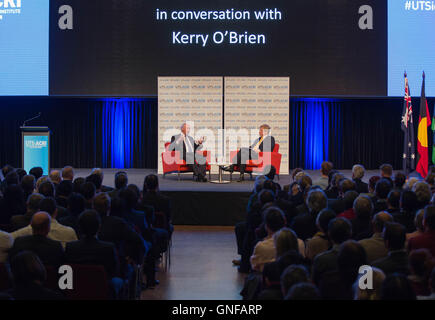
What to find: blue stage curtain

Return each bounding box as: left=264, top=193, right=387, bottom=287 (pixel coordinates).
left=101, top=98, right=157, bottom=169
left=290, top=99, right=343, bottom=170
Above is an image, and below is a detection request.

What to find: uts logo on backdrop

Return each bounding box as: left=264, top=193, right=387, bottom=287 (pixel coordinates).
left=25, top=140, right=47, bottom=149
left=0, top=0, right=21, bottom=21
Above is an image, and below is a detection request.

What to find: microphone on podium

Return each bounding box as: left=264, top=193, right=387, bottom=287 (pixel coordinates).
left=22, top=112, right=42, bottom=127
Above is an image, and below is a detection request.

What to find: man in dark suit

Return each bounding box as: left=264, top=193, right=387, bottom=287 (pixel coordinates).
left=65, top=210, right=119, bottom=278
left=352, top=164, right=369, bottom=194
left=169, top=123, right=207, bottom=182
left=225, top=124, right=275, bottom=182
left=372, top=222, right=409, bottom=275
left=9, top=212, right=64, bottom=267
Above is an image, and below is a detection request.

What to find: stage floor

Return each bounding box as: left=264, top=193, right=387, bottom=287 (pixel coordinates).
left=70, top=168, right=378, bottom=192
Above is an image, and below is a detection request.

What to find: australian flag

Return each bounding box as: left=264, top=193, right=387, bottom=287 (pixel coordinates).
left=401, top=72, right=416, bottom=174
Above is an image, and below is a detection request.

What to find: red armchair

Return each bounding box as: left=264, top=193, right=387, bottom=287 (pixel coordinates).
left=161, top=142, right=211, bottom=181
left=229, top=144, right=282, bottom=180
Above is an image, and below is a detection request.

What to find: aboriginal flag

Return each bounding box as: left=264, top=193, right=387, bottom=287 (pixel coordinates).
left=416, top=72, right=431, bottom=178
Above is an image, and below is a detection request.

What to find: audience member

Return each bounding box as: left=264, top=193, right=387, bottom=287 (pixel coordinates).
left=61, top=166, right=74, bottom=181
left=285, top=283, right=320, bottom=300
left=406, top=209, right=425, bottom=241
left=351, top=195, right=374, bottom=240
left=313, top=162, right=333, bottom=190
left=312, top=217, right=352, bottom=285
left=10, top=193, right=44, bottom=231
left=11, top=197, right=77, bottom=248
left=359, top=212, right=392, bottom=263
left=29, top=167, right=43, bottom=181
left=373, top=222, right=409, bottom=275
left=352, top=164, right=368, bottom=193
left=250, top=207, right=285, bottom=272
left=9, top=212, right=64, bottom=266
left=7, top=251, right=64, bottom=300
left=407, top=249, right=434, bottom=296
left=408, top=205, right=435, bottom=256
left=381, top=273, right=416, bottom=300
left=305, top=209, right=336, bottom=261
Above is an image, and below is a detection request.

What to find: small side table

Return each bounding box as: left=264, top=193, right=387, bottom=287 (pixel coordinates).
left=210, top=164, right=231, bottom=184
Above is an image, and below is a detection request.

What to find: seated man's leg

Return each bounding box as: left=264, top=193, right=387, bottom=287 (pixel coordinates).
left=194, top=153, right=207, bottom=179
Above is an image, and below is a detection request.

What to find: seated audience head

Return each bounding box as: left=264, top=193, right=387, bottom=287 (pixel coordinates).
left=21, top=174, right=35, bottom=193
left=91, top=168, right=104, bottom=181
left=380, top=164, right=393, bottom=179
left=375, top=178, right=393, bottom=200
left=368, top=176, right=381, bottom=194
left=61, top=166, right=74, bottom=181
left=254, top=175, right=267, bottom=193
left=56, top=180, right=73, bottom=198
left=343, top=190, right=359, bottom=211
left=258, top=189, right=275, bottom=207
left=341, top=179, right=358, bottom=197
left=78, top=209, right=101, bottom=238
left=273, top=228, right=299, bottom=257
left=387, top=190, right=401, bottom=210
left=412, top=181, right=431, bottom=209
left=296, top=174, right=312, bottom=192
left=425, top=172, right=435, bottom=187
left=31, top=212, right=51, bottom=236
left=119, top=187, right=138, bottom=211
left=10, top=251, right=47, bottom=287
left=320, top=161, right=333, bottom=177
left=85, top=173, right=103, bottom=191
left=15, top=168, right=26, bottom=179
left=38, top=180, right=55, bottom=198
left=67, top=193, right=86, bottom=217
left=144, top=174, right=159, bottom=192
left=372, top=212, right=393, bottom=234
left=1, top=164, right=14, bottom=178
left=354, top=267, right=386, bottom=300
left=280, top=265, right=310, bottom=297
left=93, top=193, right=111, bottom=217
left=423, top=205, right=435, bottom=232
left=337, top=240, right=367, bottom=283
left=383, top=222, right=406, bottom=251
left=353, top=195, right=374, bottom=220
left=405, top=177, right=419, bottom=191
left=285, top=283, right=320, bottom=300
left=352, top=164, right=365, bottom=180
left=306, top=189, right=327, bottom=215
left=39, top=197, right=58, bottom=219
left=263, top=179, right=277, bottom=193
left=26, top=193, right=45, bottom=215
left=264, top=207, right=286, bottom=235
left=73, top=177, right=85, bottom=193
left=400, top=190, right=418, bottom=212
left=29, top=167, right=43, bottom=180
left=381, top=273, right=416, bottom=300
left=328, top=217, right=352, bottom=245
left=316, top=209, right=336, bottom=234
left=331, top=172, right=345, bottom=189
left=115, top=171, right=128, bottom=190
left=49, top=170, right=61, bottom=184
left=291, top=168, right=304, bottom=181
left=5, top=171, right=19, bottom=186
left=3, top=185, right=25, bottom=208
left=394, top=172, right=407, bottom=189
left=80, top=182, right=96, bottom=201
